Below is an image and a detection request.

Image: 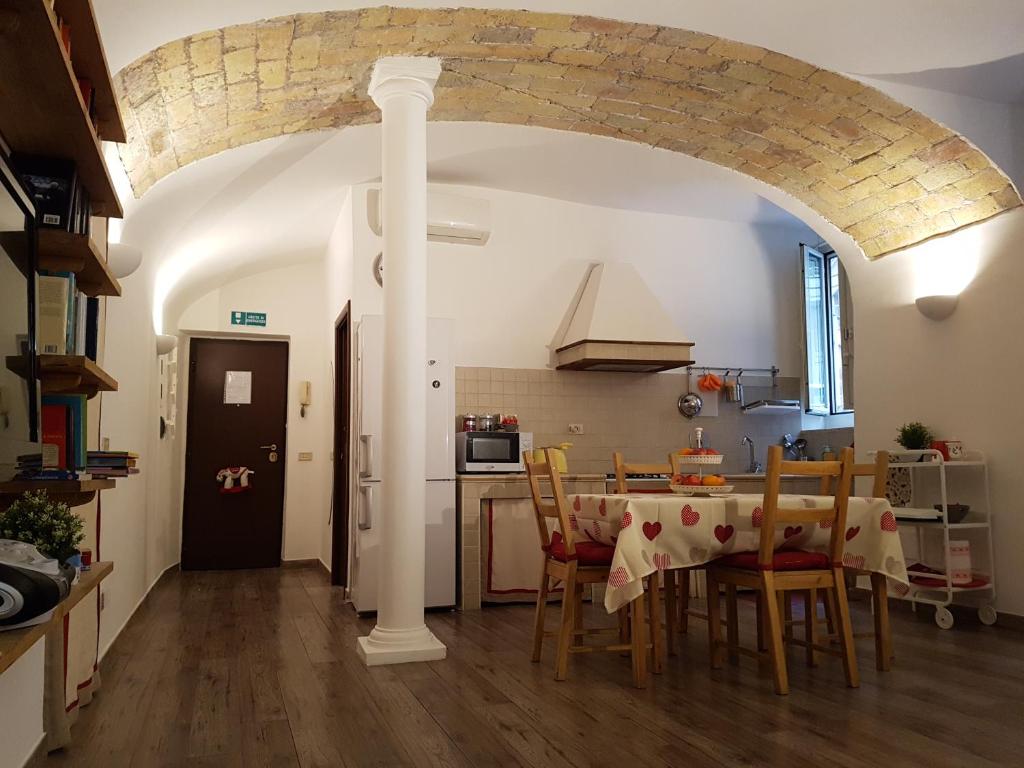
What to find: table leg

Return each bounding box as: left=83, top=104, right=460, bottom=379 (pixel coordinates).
left=664, top=570, right=677, bottom=656
left=725, top=584, right=739, bottom=665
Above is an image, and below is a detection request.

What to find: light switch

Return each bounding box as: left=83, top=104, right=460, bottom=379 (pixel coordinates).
left=298, top=452, right=313, bottom=462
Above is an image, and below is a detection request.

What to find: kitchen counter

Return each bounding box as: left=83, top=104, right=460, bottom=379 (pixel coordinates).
left=457, top=473, right=606, bottom=610
left=457, top=472, right=606, bottom=483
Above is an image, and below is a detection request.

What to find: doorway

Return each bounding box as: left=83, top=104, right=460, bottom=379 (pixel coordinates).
left=330, top=303, right=352, bottom=586
left=182, top=337, right=289, bottom=569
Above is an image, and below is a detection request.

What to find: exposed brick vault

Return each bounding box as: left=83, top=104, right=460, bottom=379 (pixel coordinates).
left=114, top=6, right=1022, bottom=258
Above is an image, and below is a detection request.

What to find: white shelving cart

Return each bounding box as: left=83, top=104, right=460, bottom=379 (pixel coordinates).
left=870, top=448, right=997, bottom=629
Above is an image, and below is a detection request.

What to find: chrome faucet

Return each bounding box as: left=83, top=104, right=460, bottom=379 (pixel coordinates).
left=741, top=435, right=762, bottom=474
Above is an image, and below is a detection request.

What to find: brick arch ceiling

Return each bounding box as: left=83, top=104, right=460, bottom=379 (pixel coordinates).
left=114, top=6, right=1021, bottom=258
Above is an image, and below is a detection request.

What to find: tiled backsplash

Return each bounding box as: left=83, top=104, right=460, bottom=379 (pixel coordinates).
left=455, top=367, right=809, bottom=475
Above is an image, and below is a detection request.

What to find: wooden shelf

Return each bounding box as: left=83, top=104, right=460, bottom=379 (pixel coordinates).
left=0, top=478, right=115, bottom=512
left=0, top=561, right=113, bottom=676
left=53, top=0, right=127, bottom=143
left=5, top=354, right=118, bottom=398
left=37, top=229, right=121, bottom=297
left=0, top=0, right=123, bottom=218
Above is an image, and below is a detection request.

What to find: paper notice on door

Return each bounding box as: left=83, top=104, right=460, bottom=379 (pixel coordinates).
left=224, top=370, right=252, bottom=404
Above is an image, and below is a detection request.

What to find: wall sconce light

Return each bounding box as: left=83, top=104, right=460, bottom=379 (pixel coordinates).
left=107, top=243, right=143, bottom=279
left=155, top=334, right=178, bottom=356
left=915, top=295, right=958, bottom=321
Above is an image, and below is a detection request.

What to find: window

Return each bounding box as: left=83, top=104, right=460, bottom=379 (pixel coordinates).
left=801, top=244, right=853, bottom=415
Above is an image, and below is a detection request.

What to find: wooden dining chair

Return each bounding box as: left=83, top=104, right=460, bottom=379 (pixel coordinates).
left=527, top=449, right=652, bottom=687
left=611, top=452, right=676, bottom=663
left=817, top=450, right=893, bottom=670
left=706, top=446, right=858, bottom=695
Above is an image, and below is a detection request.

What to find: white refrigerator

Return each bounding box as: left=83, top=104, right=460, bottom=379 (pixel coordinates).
left=350, top=315, right=457, bottom=614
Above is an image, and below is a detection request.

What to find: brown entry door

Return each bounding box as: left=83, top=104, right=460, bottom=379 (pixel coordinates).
left=182, top=337, right=288, bottom=570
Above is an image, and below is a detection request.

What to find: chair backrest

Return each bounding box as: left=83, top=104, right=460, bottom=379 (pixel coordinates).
left=524, top=448, right=576, bottom=557
left=611, top=451, right=672, bottom=494
left=758, top=445, right=855, bottom=567
left=819, top=450, right=889, bottom=497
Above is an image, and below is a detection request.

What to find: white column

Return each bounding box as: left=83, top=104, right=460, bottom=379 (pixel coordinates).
left=358, top=57, right=446, bottom=667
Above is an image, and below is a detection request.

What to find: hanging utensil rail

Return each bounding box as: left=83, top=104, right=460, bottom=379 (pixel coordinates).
left=686, top=365, right=780, bottom=388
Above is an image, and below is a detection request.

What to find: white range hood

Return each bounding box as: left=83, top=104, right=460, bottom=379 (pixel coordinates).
left=553, top=263, right=695, bottom=372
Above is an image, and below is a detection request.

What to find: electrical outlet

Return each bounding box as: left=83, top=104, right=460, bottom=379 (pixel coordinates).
left=101, top=437, right=110, bottom=451
left=567, top=423, right=584, bottom=435
left=298, top=451, right=313, bottom=462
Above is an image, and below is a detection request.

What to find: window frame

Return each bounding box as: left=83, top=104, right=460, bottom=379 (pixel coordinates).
left=800, top=243, right=853, bottom=416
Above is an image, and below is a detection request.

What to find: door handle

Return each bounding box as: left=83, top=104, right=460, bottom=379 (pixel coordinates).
left=358, top=485, right=373, bottom=530
left=358, top=435, right=373, bottom=478
left=259, top=444, right=278, bottom=451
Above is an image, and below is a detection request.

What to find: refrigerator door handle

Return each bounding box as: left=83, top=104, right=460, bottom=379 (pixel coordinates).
left=358, top=434, right=374, bottom=478
left=358, top=485, right=373, bottom=530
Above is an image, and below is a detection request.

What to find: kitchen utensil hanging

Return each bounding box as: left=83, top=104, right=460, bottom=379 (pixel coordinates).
left=678, top=368, right=703, bottom=419
left=724, top=369, right=744, bottom=403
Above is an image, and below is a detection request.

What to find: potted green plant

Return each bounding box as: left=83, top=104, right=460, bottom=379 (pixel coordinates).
left=896, top=422, right=935, bottom=458
left=0, top=491, right=84, bottom=579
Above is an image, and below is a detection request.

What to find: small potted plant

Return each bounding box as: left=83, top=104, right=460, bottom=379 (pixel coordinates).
left=0, top=491, right=84, bottom=580
left=896, top=422, right=935, bottom=460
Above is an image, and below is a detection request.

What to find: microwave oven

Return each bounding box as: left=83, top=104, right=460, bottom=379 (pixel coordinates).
left=456, top=431, right=533, bottom=473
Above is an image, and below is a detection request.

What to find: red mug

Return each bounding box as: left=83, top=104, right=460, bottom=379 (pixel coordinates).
left=930, top=440, right=950, bottom=461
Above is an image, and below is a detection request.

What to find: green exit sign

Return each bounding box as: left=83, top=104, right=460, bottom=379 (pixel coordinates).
left=230, top=311, right=266, bottom=327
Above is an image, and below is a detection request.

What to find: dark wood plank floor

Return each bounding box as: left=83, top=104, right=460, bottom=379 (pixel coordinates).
left=45, top=566, right=1024, bottom=767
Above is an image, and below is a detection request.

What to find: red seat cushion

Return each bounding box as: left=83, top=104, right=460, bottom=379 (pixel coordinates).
left=545, top=532, right=615, bottom=566
left=716, top=550, right=831, bottom=571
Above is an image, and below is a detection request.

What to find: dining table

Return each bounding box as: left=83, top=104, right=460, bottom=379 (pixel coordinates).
left=567, top=492, right=911, bottom=612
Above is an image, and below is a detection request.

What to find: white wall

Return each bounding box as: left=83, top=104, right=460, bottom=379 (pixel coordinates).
left=178, top=260, right=330, bottom=563
left=839, top=207, right=1024, bottom=617
left=349, top=183, right=817, bottom=373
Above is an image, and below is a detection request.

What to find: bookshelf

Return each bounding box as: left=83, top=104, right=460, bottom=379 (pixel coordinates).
left=0, top=0, right=124, bottom=217
left=37, top=229, right=122, bottom=297
left=5, top=355, right=118, bottom=399
left=0, top=478, right=114, bottom=512
left=0, top=562, right=113, bottom=675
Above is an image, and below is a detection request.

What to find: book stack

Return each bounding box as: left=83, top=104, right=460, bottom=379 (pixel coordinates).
left=14, top=454, right=77, bottom=481
left=28, top=395, right=90, bottom=476
left=35, top=271, right=99, bottom=358
left=13, top=155, right=91, bottom=236
left=87, top=451, right=139, bottom=479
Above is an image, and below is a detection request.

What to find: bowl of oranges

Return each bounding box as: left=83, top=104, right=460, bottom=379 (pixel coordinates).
left=670, top=473, right=733, bottom=496
left=674, top=447, right=725, bottom=465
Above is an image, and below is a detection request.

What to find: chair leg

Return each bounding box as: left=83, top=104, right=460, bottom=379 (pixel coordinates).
left=679, top=569, right=690, bottom=634
left=725, top=584, right=739, bottom=664
left=706, top=570, right=724, bottom=669
left=647, top=571, right=664, bottom=673
left=761, top=572, right=789, bottom=695
left=554, top=567, right=577, bottom=681
left=870, top=572, right=893, bottom=671
left=756, top=592, right=766, bottom=652
left=630, top=592, right=648, bottom=688
left=782, top=591, right=793, bottom=641
left=663, top=570, right=677, bottom=656
left=823, top=588, right=837, bottom=639
left=531, top=566, right=550, bottom=662
left=832, top=568, right=860, bottom=689
left=804, top=589, right=818, bottom=668
left=574, top=584, right=584, bottom=632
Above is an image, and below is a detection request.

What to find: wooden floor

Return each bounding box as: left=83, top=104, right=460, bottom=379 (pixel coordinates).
left=45, top=565, right=1024, bottom=768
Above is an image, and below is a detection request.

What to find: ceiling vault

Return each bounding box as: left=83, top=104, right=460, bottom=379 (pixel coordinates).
left=114, top=6, right=1022, bottom=258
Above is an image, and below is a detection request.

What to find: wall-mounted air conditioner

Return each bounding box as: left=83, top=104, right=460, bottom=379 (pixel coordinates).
left=367, top=188, right=491, bottom=245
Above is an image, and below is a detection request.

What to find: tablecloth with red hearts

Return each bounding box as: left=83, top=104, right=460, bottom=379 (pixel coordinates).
left=568, top=493, right=910, bottom=613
